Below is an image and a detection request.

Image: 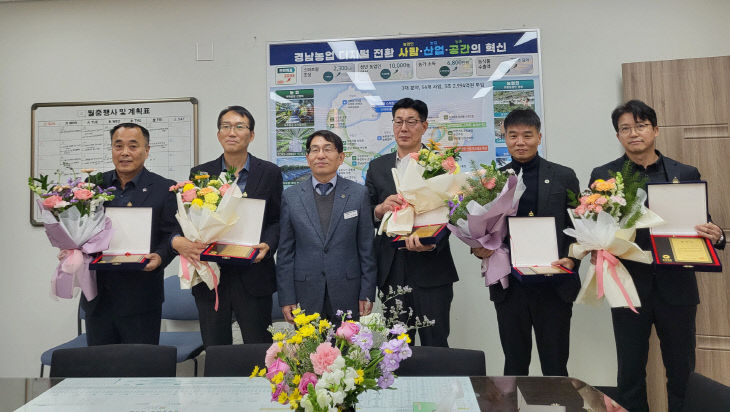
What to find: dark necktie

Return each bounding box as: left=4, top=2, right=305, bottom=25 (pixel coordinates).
left=316, top=182, right=333, bottom=195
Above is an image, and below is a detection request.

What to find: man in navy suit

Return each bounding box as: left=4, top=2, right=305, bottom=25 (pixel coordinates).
left=592, top=100, right=725, bottom=412
left=82, top=123, right=179, bottom=345
left=172, top=106, right=282, bottom=346
left=365, top=98, right=458, bottom=347
left=277, top=130, right=376, bottom=322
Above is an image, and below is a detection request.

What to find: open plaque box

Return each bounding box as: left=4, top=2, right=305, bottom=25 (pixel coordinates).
left=391, top=224, right=449, bottom=248
left=647, top=181, right=722, bottom=271
left=200, top=197, right=266, bottom=266
left=89, top=207, right=152, bottom=271
left=508, top=216, right=574, bottom=282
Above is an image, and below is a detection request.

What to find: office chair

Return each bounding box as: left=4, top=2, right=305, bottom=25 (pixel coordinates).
left=396, top=346, right=487, bottom=376
left=204, top=343, right=271, bottom=376
left=40, top=303, right=87, bottom=377
left=159, top=275, right=205, bottom=375
left=50, top=344, right=177, bottom=377
left=682, top=371, right=730, bottom=412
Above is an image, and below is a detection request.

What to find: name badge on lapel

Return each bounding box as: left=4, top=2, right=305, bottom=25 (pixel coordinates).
left=344, top=210, right=358, bottom=219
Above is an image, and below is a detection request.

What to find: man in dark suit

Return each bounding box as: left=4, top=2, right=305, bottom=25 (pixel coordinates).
left=591, top=100, right=725, bottom=412
left=473, top=109, right=581, bottom=376
left=82, top=122, right=179, bottom=345
left=172, top=106, right=282, bottom=346
left=365, top=98, right=458, bottom=347
left=277, top=130, right=376, bottom=322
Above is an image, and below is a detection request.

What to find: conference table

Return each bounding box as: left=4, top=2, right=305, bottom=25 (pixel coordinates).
left=5, top=376, right=624, bottom=411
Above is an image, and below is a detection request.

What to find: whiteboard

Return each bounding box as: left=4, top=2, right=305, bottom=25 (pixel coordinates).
left=30, top=98, right=198, bottom=225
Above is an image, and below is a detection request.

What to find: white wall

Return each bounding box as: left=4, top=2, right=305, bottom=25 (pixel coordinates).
left=2, top=0, right=730, bottom=382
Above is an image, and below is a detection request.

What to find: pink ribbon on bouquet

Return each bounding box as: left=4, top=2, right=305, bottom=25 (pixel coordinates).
left=52, top=248, right=97, bottom=300
left=391, top=194, right=410, bottom=224
left=180, top=255, right=220, bottom=311
left=595, top=249, right=638, bottom=314
left=482, top=245, right=511, bottom=289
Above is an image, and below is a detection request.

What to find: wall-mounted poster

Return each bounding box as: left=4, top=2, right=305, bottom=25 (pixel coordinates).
left=268, top=31, right=543, bottom=186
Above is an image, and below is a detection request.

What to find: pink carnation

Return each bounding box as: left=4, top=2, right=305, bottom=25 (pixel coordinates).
left=181, top=188, right=197, bottom=202
left=441, top=156, right=457, bottom=173
left=595, top=205, right=603, bottom=213
left=409, top=152, right=420, bottom=160
left=264, top=343, right=282, bottom=368
left=310, top=342, right=341, bottom=375
left=298, top=372, right=318, bottom=395
left=482, top=177, right=496, bottom=190
left=265, top=358, right=290, bottom=381
left=336, top=321, right=360, bottom=343
left=575, top=205, right=587, bottom=215
left=73, top=188, right=94, bottom=200
left=219, top=183, right=231, bottom=197
left=42, top=195, right=63, bottom=209
left=595, top=196, right=608, bottom=205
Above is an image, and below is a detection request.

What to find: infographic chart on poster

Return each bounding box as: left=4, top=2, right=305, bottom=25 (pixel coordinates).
left=268, top=31, right=543, bottom=186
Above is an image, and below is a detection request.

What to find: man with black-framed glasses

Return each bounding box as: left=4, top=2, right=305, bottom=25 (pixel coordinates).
left=172, top=105, right=282, bottom=347
left=365, top=98, right=458, bottom=347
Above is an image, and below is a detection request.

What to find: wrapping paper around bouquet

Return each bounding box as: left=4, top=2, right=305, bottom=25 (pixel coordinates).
left=447, top=174, right=525, bottom=288
left=45, top=216, right=113, bottom=301
left=566, top=210, right=660, bottom=311
left=174, top=178, right=242, bottom=311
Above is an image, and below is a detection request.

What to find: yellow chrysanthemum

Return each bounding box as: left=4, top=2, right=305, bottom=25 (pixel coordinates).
left=299, top=324, right=316, bottom=338
left=354, top=369, right=364, bottom=385
left=182, top=183, right=195, bottom=192
left=203, top=203, right=217, bottom=212
left=292, top=375, right=301, bottom=385
left=190, top=198, right=204, bottom=208
left=277, top=391, right=288, bottom=404
left=292, top=307, right=302, bottom=316
left=272, top=332, right=287, bottom=342
left=293, top=314, right=308, bottom=326
left=208, top=179, right=221, bottom=188
left=290, top=388, right=302, bottom=401
left=204, top=192, right=220, bottom=205
left=319, top=319, right=331, bottom=333
left=288, top=334, right=303, bottom=344
left=258, top=367, right=266, bottom=377
left=398, top=333, right=412, bottom=344
left=271, top=371, right=284, bottom=384
left=249, top=365, right=260, bottom=378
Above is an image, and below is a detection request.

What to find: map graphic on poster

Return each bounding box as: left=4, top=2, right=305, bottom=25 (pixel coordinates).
left=268, top=31, right=543, bottom=186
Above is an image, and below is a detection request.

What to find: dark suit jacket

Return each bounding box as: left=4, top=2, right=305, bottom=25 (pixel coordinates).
left=365, top=152, right=458, bottom=289
left=82, top=168, right=179, bottom=316
left=489, top=156, right=582, bottom=303
left=191, top=154, right=282, bottom=297
left=590, top=153, right=725, bottom=306
left=276, top=176, right=376, bottom=315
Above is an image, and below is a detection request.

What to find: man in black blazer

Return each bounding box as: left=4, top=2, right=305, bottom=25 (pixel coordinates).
left=473, top=109, right=581, bottom=376
left=82, top=123, right=179, bottom=345
left=592, top=100, right=725, bottom=412
left=365, top=98, right=458, bottom=347
left=173, top=106, right=282, bottom=347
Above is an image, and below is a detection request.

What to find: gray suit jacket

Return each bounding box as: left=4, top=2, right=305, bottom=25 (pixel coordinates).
left=276, top=175, right=377, bottom=316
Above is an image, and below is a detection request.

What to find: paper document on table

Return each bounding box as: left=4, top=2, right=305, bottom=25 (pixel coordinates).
left=16, top=377, right=289, bottom=412
left=357, top=376, right=480, bottom=412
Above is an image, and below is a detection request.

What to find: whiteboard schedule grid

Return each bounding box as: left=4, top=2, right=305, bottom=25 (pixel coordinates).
left=30, top=98, right=198, bottom=226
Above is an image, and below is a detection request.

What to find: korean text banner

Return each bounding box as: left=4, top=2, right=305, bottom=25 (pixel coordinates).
left=268, top=31, right=543, bottom=186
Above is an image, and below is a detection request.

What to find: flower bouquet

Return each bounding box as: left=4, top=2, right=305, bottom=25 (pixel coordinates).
left=170, top=167, right=241, bottom=310
left=564, top=161, right=663, bottom=312
left=29, top=168, right=115, bottom=300
left=378, top=139, right=466, bottom=237
left=446, top=161, right=526, bottom=288
left=254, top=289, right=422, bottom=412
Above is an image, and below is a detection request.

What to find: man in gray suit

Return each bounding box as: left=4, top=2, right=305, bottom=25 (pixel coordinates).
left=277, top=130, right=376, bottom=322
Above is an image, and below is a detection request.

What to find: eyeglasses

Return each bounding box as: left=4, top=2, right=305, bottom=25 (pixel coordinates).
left=307, top=145, right=338, bottom=155
left=219, top=123, right=250, bottom=133
left=393, top=119, right=422, bottom=128
left=618, top=123, right=652, bottom=136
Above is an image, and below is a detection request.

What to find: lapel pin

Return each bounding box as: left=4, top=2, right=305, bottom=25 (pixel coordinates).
left=529, top=211, right=535, bottom=217
left=127, top=201, right=133, bottom=207
left=341, top=194, right=346, bottom=198
left=672, top=177, right=679, bottom=183
left=544, top=179, right=550, bottom=184
left=142, top=188, right=147, bottom=192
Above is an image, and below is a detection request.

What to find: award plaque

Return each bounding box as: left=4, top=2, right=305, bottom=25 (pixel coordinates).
left=508, top=216, right=575, bottom=283
left=89, top=207, right=152, bottom=271
left=648, top=182, right=722, bottom=272
left=391, top=224, right=449, bottom=248
left=200, top=197, right=266, bottom=266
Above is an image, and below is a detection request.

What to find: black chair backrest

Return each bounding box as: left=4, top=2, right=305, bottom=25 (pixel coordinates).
left=204, top=344, right=271, bottom=377
left=50, top=344, right=177, bottom=377
left=682, top=372, right=730, bottom=412
left=396, top=346, right=486, bottom=376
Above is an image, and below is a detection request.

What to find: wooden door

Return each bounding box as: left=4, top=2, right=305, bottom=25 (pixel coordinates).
left=623, top=56, right=730, bottom=412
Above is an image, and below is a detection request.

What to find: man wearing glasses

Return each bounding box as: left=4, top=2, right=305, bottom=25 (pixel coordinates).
left=172, top=105, right=282, bottom=347
left=277, top=130, right=376, bottom=323
left=591, top=100, right=725, bottom=412
left=365, top=98, right=458, bottom=346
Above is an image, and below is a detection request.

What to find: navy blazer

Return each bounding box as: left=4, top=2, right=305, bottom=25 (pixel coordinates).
left=590, top=153, right=725, bottom=306
left=191, top=154, right=282, bottom=296
left=489, top=156, right=582, bottom=304
left=82, top=168, right=179, bottom=316
left=276, top=176, right=376, bottom=316
left=365, top=152, right=458, bottom=289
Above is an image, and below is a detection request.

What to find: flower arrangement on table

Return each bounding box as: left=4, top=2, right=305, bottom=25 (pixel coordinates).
left=378, top=138, right=466, bottom=237
left=564, top=161, right=663, bottom=312
left=254, top=287, right=429, bottom=412
left=446, top=161, right=526, bottom=288
left=29, top=168, right=115, bottom=300
left=170, top=167, right=242, bottom=310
